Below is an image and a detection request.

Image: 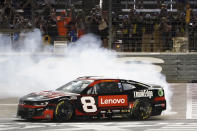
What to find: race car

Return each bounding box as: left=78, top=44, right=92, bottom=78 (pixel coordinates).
left=17, top=76, right=166, bottom=121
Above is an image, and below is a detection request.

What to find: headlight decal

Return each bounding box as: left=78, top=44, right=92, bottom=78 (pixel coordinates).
left=33, top=101, right=49, bottom=106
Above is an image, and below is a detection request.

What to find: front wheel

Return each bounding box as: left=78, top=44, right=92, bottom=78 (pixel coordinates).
left=131, top=99, right=152, bottom=120
left=54, top=100, right=74, bottom=121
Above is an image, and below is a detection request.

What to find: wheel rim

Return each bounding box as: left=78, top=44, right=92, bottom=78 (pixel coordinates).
left=139, top=102, right=152, bottom=119
left=56, top=102, right=73, bottom=121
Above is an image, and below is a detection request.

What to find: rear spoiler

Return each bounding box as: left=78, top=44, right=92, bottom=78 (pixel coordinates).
left=149, top=84, right=164, bottom=89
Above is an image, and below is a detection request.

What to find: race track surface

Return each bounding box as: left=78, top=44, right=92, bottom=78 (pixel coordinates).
left=0, top=83, right=197, bottom=131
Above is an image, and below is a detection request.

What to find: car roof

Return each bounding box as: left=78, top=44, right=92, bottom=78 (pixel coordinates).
left=77, top=76, right=150, bottom=87
left=77, top=76, right=121, bottom=81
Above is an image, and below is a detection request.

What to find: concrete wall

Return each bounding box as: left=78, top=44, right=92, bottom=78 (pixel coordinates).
left=118, top=53, right=197, bottom=82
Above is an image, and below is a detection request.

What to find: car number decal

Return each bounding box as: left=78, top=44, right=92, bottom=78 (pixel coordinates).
left=81, top=96, right=97, bottom=112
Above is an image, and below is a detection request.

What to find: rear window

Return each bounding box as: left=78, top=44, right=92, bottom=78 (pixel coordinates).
left=122, top=83, right=136, bottom=90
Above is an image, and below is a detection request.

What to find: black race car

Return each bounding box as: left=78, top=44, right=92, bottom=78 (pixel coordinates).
left=17, top=76, right=166, bottom=121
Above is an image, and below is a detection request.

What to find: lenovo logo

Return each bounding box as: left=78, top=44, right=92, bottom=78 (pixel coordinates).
left=101, top=98, right=125, bottom=104
left=98, top=95, right=128, bottom=107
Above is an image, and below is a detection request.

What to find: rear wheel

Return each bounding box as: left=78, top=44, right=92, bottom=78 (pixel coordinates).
left=131, top=99, right=152, bottom=120
left=54, top=100, right=73, bottom=121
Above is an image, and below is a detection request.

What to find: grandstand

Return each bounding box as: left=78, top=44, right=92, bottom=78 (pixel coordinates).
left=0, top=0, right=197, bottom=52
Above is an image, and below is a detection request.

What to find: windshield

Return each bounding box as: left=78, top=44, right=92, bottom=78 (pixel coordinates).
left=56, top=80, right=93, bottom=93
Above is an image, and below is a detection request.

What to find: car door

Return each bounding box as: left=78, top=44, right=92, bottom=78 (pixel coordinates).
left=78, top=80, right=129, bottom=115
left=95, top=81, right=128, bottom=110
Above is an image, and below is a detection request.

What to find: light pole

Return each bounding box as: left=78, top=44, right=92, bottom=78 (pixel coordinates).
left=108, top=0, right=112, bottom=49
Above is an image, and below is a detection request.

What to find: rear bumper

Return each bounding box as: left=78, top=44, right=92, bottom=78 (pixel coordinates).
left=152, top=97, right=166, bottom=116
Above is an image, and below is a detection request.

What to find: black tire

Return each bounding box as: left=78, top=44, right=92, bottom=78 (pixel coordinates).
left=54, top=100, right=74, bottom=121
left=131, top=99, right=152, bottom=120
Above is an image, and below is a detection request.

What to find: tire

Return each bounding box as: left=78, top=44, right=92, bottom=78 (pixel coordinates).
left=54, top=100, right=74, bottom=121
left=131, top=99, right=152, bottom=120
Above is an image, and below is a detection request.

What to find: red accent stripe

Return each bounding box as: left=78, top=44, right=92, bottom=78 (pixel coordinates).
left=32, top=116, right=45, bottom=119
left=75, top=109, right=86, bottom=116
left=88, top=80, right=119, bottom=87
left=129, top=102, right=134, bottom=109
left=19, top=104, right=46, bottom=108
left=154, top=97, right=165, bottom=102
left=48, top=104, right=56, bottom=106
left=32, top=110, right=54, bottom=120
left=100, top=106, right=128, bottom=109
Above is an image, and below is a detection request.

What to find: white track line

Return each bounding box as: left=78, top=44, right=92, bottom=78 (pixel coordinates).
left=0, top=104, right=17, bottom=106
left=186, top=84, right=192, bottom=119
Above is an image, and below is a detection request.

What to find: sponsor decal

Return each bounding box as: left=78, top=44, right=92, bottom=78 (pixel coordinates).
left=70, top=96, right=77, bottom=100
left=35, top=91, right=65, bottom=98
left=158, top=90, right=164, bottom=97
left=112, top=110, right=121, bottom=113
left=98, top=95, right=128, bottom=107
left=100, top=111, right=106, bottom=113
left=134, top=90, right=153, bottom=98
left=121, top=109, right=128, bottom=113
left=154, top=103, right=165, bottom=107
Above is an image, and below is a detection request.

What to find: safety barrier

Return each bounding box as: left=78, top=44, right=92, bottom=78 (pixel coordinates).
left=118, top=53, right=197, bottom=82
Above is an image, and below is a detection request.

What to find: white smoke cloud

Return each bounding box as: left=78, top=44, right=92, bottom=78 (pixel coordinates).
left=0, top=34, right=12, bottom=52
left=0, top=30, right=172, bottom=113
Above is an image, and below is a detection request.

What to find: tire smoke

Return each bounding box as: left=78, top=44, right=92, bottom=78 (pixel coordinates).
left=0, top=29, right=172, bottom=113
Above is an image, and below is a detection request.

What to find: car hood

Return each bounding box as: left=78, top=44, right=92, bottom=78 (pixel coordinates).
left=20, top=90, right=79, bottom=101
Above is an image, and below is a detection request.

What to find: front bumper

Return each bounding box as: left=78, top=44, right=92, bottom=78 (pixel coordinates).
left=17, top=104, right=54, bottom=120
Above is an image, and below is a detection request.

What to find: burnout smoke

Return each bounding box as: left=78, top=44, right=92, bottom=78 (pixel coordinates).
left=0, top=29, right=172, bottom=113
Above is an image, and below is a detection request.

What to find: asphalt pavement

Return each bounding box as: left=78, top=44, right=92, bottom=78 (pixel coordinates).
left=0, top=83, right=196, bottom=131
